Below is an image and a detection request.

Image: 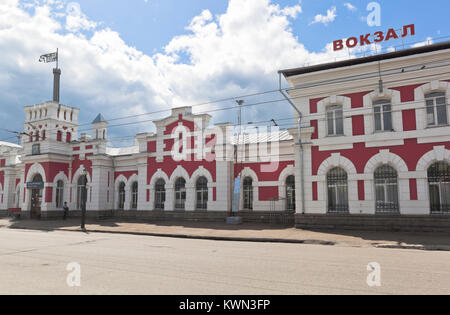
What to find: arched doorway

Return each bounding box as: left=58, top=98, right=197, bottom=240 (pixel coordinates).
left=286, top=175, right=296, bottom=212
left=30, top=174, right=44, bottom=219
left=77, top=175, right=88, bottom=210
left=243, top=177, right=253, bottom=210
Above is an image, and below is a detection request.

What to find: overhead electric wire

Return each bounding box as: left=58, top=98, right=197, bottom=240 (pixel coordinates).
left=70, top=53, right=450, bottom=128
left=4, top=54, right=450, bottom=145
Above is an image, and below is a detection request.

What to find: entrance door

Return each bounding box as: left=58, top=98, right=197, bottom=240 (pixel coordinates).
left=30, top=189, right=42, bottom=219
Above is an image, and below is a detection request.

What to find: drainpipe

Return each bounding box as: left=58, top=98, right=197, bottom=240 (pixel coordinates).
left=279, top=72, right=306, bottom=215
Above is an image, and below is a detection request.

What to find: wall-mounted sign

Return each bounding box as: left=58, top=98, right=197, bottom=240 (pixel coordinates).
left=26, top=182, right=44, bottom=189
left=333, top=24, right=415, bottom=51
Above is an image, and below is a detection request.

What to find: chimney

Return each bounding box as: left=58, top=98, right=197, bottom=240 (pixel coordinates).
left=53, top=68, right=61, bottom=103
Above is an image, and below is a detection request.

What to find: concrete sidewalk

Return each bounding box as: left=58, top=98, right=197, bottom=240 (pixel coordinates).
left=1, top=217, right=450, bottom=251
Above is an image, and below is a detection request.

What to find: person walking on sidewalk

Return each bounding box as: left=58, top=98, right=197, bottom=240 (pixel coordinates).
left=63, top=202, right=69, bottom=220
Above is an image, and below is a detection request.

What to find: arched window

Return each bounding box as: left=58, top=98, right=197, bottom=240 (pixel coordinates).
left=374, top=99, right=393, bottom=132
left=155, top=179, right=166, bottom=210
left=326, top=105, right=344, bottom=136
left=428, top=162, right=450, bottom=214
left=175, top=178, right=186, bottom=210
left=243, top=177, right=253, bottom=210
left=286, top=175, right=296, bottom=212
left=76, top=175, right=87, bottom=210
left=66, top=132, right=71, bottom=143
left=131, top=182, right=138, bottom=210
left=426, top=92, right=448, bottom=127
left=118, top=182, right=126, bottom=210
left=57, top=130, right=62, bottom=142
left=327, top=168, right=349, bottom=213
left=374, top=165, right=399, bottom=214
left=55, top=180, right=64, bottom=209
left=196, top=177, right=208, bottom=210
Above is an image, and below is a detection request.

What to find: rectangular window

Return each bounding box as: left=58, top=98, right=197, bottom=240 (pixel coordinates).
left=373, top=100, right=392, bottom=132
left=32, top=144, right=40, bottom=155
left=327, top=106, right=344, bottom=136
left=327, top=111, right=334, bottom=135
left=426, top=92, right=448, bottom=127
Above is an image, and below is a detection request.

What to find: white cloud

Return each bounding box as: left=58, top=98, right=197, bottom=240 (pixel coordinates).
left=0, top=0, right=352, bottom=145
left=65, top=2, right=97, bottom=32
left=344, top=3, right=357, bottom=12
left=310, top=6, right=337, bottom=26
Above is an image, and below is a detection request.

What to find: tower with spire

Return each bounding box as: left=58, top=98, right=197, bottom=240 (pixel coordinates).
left=92, top=114, right=107, bottom=141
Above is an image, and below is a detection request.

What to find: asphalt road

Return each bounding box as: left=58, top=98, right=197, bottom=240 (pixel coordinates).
left=0, top=228, right=449, bottom=295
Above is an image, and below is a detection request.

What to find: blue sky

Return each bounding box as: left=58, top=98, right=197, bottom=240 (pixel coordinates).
left=0, top=0, right=448, bottom=146
left=70, top=0, right=445, bottom=55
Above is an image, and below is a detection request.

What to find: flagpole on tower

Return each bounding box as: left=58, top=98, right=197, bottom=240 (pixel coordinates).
left=39, top=49, right=60, bottom=103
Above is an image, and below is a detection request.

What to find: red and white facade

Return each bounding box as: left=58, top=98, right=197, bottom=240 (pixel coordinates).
left=281, top=42, right=450, bottom=219
left=0, top=104, right=296, bottom=218
left=1, top=42, right=449, bottom=224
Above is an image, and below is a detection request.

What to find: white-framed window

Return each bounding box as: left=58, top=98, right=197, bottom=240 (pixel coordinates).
left=327, top=168, right=349, bottom=214
left=155, top=179, right=165, bottom=210
left=55, top=180, right=64, bottom=209
left=131, top=182, right=138, bottom=210
left=118, top=182, right=125, bottom=210
left=175, top=178, right=186, bottom=210
left=196, top=177, right=208, bottom=210
left=32, top=144, right=40, bottom=155
left=426, top=92, right=448, bottom=127
left=373, top=99, right=393, bottom=132
left=428, top=162, right=450, bottom=214
left=374, top=165, right=399, bottom=214
left=326, top=105, right=344, bottom=136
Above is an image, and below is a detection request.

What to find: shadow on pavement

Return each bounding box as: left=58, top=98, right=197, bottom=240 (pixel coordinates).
left=3, top=215, right=450, bottom=250
left=304, top=228, right=450, bottom=249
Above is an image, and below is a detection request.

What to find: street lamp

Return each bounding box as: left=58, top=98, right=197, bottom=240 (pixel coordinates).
left=80, top=168, right=88, bottom=231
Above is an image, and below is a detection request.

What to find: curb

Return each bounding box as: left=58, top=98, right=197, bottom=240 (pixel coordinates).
left=374, top=244, right=450, bottom=251
left=5, top=225, right=450, bottom=251
left=7, top=225, right=335, bottom=246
